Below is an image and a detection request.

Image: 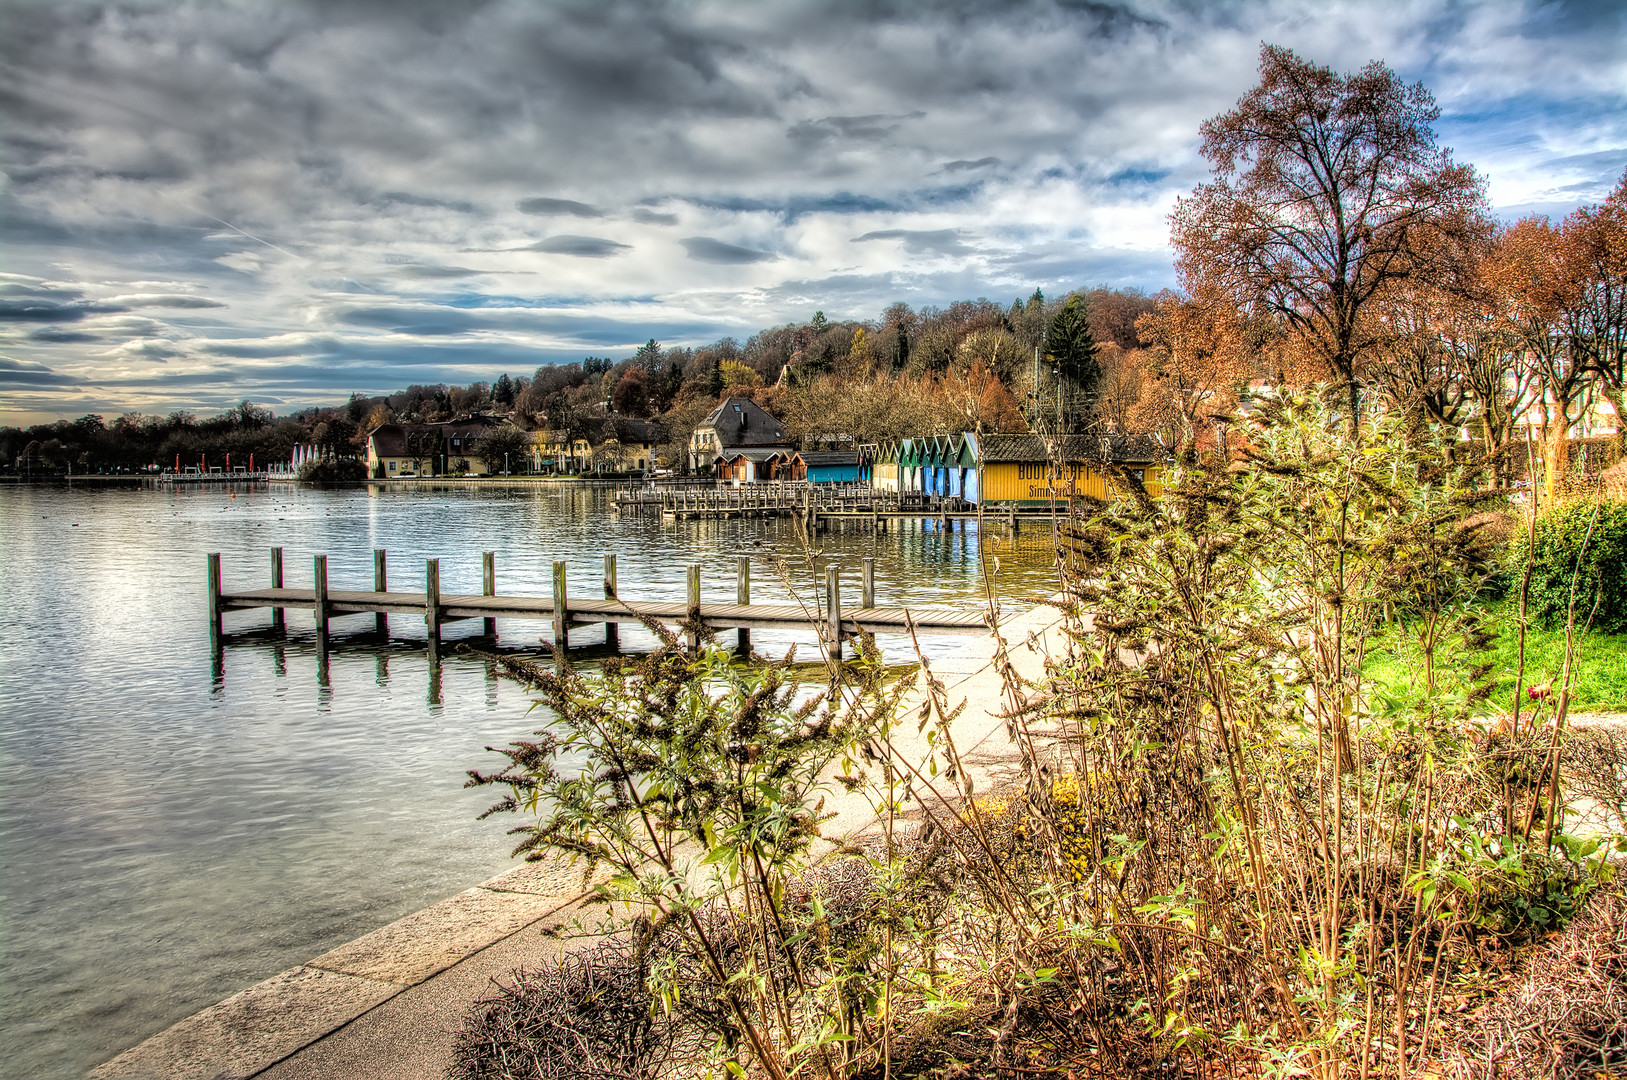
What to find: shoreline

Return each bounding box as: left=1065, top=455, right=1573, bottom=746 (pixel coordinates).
left=89, top=599, right=1071, bottom=1080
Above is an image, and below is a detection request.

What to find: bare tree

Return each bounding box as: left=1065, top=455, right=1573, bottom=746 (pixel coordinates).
left=1171, top=45, right=1487, bottom=423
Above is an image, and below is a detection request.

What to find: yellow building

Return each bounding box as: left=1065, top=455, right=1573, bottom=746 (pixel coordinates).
left=965, top=432, right=1164, bottom=505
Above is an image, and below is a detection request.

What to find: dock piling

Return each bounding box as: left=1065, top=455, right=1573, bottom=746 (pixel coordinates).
left=207, top=552, right=223, bottom=648
left=862, top=557, right=875, bottom=609
left=551, top=560, right=569, bottom=656
left=826, top=565, right=843, bottom=661
left=736, top=557, right=750, bottom=655
left=270, top=548, right=285, bottom=633
left=425, top=558, right=441, bottom=661
left=374, top=550, right=388, bottom=635
left=313, top=554, right=330, bottom=647
left=686, top=564, right=701, bottom=652
left=482, top=551, right=497, bottom=639
left=603, top=554, right=618, bottom=652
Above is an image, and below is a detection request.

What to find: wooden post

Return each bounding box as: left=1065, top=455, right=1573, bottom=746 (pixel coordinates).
left=603, top=554, right=618, bottom=651
left=207, top=552, right=223, bottom=648
left=736, top=556, right=750, bottom=655
left=425, top=558, right=441, bottom=661
left=862, top=557, right=875, bottom=609
left=686, top=564, right=701, bottom=652
left=270, top=547, right=285, bottom=633
left=374, top=549, right=388, bottom=635
left=826, top=565, right=843, bottom=662
left=552, top=560, right=569, bottom=655
left=482, top=551, right=497, bottom=639
left=313, top=554, right=329, bottom=646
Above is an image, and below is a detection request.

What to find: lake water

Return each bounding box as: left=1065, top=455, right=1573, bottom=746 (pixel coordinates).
left=0, top=482, right=1060, bottom=1079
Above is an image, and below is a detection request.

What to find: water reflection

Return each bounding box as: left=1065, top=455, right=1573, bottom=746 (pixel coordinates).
left=0, top=483, right=1061, bottom=1080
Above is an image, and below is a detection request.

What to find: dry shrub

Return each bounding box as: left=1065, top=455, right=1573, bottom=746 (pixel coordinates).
left=1447, top=889, right=1627, bottom=1080
left=1564, top=726, right=1627, bottom=832
left=448, top=932, right=707, bottom=1080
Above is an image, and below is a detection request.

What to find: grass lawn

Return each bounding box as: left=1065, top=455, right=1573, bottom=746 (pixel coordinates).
left=1365, top=600, right=1627, bottom=715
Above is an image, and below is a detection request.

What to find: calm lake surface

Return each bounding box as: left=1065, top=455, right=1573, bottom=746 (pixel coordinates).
left=0, top=482, right=1060, bottom=1079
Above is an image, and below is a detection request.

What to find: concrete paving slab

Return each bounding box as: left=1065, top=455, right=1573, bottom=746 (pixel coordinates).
left=476, top=857, right=602, bottom=897
left=253, top=904, right=588, bottom=1080
left=306, top=887, right=566, bottom=986
left=89, top=966, right=401, bottom=1080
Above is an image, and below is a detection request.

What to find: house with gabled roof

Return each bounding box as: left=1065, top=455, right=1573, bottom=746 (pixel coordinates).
left=688, top=396, right=792, bottom=473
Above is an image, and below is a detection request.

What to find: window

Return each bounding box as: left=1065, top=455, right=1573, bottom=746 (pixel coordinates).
left=388, top=460, right=397, bottom=472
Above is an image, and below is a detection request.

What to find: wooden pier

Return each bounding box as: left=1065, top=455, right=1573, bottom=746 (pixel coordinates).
left=208, top=549, right=990, bottom=662
left=647, top=484, right=946, bottom=522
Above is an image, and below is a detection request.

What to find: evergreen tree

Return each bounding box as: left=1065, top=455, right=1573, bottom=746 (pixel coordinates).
left=1045, top=294, right=1099, bottom=432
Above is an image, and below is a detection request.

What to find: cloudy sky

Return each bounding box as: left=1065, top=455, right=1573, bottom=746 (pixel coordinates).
left=1, top=0, right=1623, bottom=425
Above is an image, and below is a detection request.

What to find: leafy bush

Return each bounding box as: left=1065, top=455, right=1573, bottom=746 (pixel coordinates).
left=1511, top=499, right=1627, bottom=633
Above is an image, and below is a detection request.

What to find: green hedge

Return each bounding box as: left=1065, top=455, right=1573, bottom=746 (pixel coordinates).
left=1510, top=500, right=1627, bottom=633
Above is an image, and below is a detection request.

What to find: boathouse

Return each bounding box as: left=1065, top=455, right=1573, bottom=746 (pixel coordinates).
left=790, top=450, right=863, bottom=483
left=715, top=447, right=791, bottom=483
left=964, top=432, right=1164, bottom=506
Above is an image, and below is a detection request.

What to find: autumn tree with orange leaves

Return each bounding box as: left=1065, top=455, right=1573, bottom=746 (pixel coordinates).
left=1133, top=291, right=1253, bottom=453
left=1172, top=45, right=1488, bottom=425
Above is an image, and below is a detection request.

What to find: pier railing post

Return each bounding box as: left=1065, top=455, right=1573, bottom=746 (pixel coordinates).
left=551, top=560, right=569, bottom=656
left=603, top=554, right=618, bottom=652
left=270, top=547, right=285, bottom=633
left=862, top=557, right=875, bottom=609
left=482, top=551, right=497, bottom=639
left=207, top=552, right=223, bottom=648
left=313, top=554, right=330, bottom=649
left=374, top=549, right=388, bottom=636
left=826, top=565, right=843, bottom=662
left=425, top=558, right=441, bottom=661
left=736, top=556, right=750, bottom=655
left=686, top=564, right=701, bottom=652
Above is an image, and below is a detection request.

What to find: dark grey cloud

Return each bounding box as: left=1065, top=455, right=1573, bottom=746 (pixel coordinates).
left=939, top=157, right=1000, bottom=174
left=680, top=237, right=777, bottom=264
left=28, top=327, right=101, bottom=343
left=853, top=229, right=974, bottom=256
left=375, top=191, right=478, bottom=213
left=0, top=0, right=1621, bottom=420
left=395, top=265, right=486, bottom=279
left=0, top=299, right=118, bottom=323
left=0, top=357, right=83, bottom=385
left=528, top=235, right=631, bottom=257
left=116, top=295, right=226, bottom=309
left=518, top=197, right=605, bottom=218
left=788, top=112, right=925, bottom=148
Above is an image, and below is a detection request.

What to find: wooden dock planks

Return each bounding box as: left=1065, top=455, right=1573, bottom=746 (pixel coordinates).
left=220, top=585, right=988, bottom=636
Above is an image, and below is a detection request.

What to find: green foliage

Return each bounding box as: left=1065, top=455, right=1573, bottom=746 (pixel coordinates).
left=295, top=458, right=366, bottom=482
left=1043, top=295, right=1098, bottom=430
left=472, top=424, right=532, bottom=473
left=1365, top=599, right=1627, bottom=715
left=468, top=639, right=915, bottom=1079
left=1511, top=499, right=1627, bottom=633
left=1048, top=391, right=1618, bottom=1071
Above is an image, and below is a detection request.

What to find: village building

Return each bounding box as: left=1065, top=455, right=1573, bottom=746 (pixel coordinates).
left=366, top=415, right=508, bottom=477
left=689, top=396, right=791, bottom=473
left=535, top=416, right=663, bottom=474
